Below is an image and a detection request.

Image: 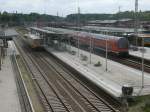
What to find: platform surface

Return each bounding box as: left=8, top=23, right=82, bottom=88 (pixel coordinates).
left=45, top=45, right=150, bottom=98
left=7, top=41, right=19, bottom=55
left=0, top=41, right=21, bottom=112
left=129, top=47, right=150, bottom=60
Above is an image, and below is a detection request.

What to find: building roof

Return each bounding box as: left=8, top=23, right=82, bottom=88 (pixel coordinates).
left=0, top=29, right=18, bottom=38
left=30, top=27, right=126, bottom=41
left=30, top=27, right=55, bottom=34
left=83, top=26, right=145, bottom=33
left=88, top=20, right=117, bottom=24
left=74, top=32, right=123, bottom=40
left=118, top=19, right=133, bottom=22
left=43, top=27, right=76, bottom=35
left=88, top=19, right=133, bottom=24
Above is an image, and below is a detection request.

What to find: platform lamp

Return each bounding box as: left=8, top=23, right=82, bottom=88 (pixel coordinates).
left=89, top=33, right=92, bottom=64
left=76, top=0, right=80, bottom=58
left=0, top=39, right=4, bottom=70
left=140, top=36, right=145, bottom=88
left=77, top=32, right=80, bottom=57
left=68, top=35, right=71, bottom=52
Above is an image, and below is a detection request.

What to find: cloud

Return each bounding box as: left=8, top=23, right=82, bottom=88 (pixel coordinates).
left=0, top=0, right=149, bottom=16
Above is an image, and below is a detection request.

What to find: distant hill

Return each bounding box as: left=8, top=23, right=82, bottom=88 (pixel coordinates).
left=0, top=11, right=63, bottom=25
left=0, top=11, right=150, bottom=26
left=66, top=11, right=150, bottom=22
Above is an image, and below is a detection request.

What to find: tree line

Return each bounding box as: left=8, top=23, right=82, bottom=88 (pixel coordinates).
left=66, top=11, right=150, bottom=22
left=0, top=11, right=63, bottom=26
left=0, top=11, right=150, bottom=26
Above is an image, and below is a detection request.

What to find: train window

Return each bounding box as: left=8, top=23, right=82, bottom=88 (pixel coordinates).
left=144, top=38, right=150, bottom=46
left=144, top=38, right=150, bottom=42
left=118, top=38, right=129, bottom=49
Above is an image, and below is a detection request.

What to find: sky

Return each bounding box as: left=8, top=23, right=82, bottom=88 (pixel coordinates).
left=0, top=0, right=149, bottom=16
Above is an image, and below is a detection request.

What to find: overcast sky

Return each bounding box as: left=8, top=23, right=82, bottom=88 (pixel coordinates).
left=0, top=0, right=149, bottom=16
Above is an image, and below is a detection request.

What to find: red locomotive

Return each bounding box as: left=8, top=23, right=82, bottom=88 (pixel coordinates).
left=70, top=32, right=129, bottom=56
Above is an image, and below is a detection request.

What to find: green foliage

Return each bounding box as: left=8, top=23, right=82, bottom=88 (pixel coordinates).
left=128, top=95, right=150, bottom=112
left=142, top=100, right=150, bottom=112
left=94, top=61, right=102, bottom=67
left=0, top=11, right=63, bottom=25
left=0, top=10, right=150, bottom=26
left=66, top=11, right=150, bottom=22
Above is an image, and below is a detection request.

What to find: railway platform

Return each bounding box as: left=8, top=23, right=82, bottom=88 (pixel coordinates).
left=129, top=47, right=150, bottom=60
left=0, top=41, right=21, bottom=112
left=45, top=45, right=150, bottom=98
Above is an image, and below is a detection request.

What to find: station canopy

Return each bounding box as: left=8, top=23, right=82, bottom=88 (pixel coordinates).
left=0, top=29, right=18, bottom=40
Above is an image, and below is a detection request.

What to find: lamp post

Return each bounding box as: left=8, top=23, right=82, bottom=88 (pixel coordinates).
left=89, top=34, right=92, bottom=64
left=141, top=37, right=145, bottom=88
left=105, top=32, right=108, bottom=72
left=77, top=33, right=80, bottom=57
left=106, top=38, right=108, bottom=72
left=0, top=39, right=4, bottom=70
left=135, top=0, right=139, bottom=47
left=0, top=46, right=1, bottom=70
left=68, top=36, right=71, bottom=52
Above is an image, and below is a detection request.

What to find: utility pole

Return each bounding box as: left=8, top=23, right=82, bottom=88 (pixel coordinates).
left=119, top=6, right=121, bottom=13
left=105, top=32, right=108, bottom=72
left=135, top=0, right=139, bottom=46
left=106, top=39, right=108, bottom=71
left=89, top=35, right=92, bottom=64
left=141, top=37, right=145, bottom=88
left=0, top=39, right=4, bottom=70
left=77, top=7, right=80, bottom=57
left=0, top=46, right=1, bottom=70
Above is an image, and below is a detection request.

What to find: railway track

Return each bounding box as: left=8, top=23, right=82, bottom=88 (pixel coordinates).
left=14, top=38, right=53, bottom=112
left=109, top=56, right=150, bottom=73
left=11, top=54, right=35, bottom=112
left=111, top=56, right=150, bottom=73
left=14, top=36, right=120, bottom=112
left=37, top=52, right=120, bottom=112
left=81, top=47, right=150, bottom=73
left=40, top=52, right=121, bottom=108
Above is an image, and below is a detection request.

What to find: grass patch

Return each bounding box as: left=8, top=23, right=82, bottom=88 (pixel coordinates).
left=128, top=95, right=150, bottom=112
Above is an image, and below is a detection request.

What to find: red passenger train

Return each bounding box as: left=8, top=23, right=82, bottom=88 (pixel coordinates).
left=70, top=32, right=129, bottom=56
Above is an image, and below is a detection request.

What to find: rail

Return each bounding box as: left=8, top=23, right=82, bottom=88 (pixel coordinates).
left=15, top=36, right=120, bottom=112
left=11, top=54, right=35, bottom=112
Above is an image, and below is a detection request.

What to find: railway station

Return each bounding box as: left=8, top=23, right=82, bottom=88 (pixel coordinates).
left=27, top=27, right=150, bottom=97
left=1, top=25, right=150, bottom=112
left=1, top=0, right=150, bottom=112
left=0, top=30, right=21, bottom=112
